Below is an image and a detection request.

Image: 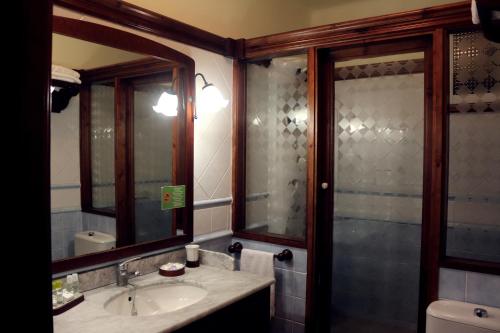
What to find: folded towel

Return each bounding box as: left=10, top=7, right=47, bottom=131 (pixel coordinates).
left=471, top=0, right=480, bottom=24
left=52, top=65, right=81, bottom=84
left=52, top=64, right=80, bottom=78
left=240, top=248, right=275, bottom=317
left=52, top=73, right=82, bottom=84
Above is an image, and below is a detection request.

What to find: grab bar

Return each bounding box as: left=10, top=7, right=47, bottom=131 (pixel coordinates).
left=227, top=242, right=293, bottom=261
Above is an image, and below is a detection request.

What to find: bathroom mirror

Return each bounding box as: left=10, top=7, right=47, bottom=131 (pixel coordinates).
left=51, top=16, right=194, bottom=273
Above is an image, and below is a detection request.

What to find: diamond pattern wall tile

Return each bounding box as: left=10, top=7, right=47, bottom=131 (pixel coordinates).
left=246, top=55, right=308, bottom=239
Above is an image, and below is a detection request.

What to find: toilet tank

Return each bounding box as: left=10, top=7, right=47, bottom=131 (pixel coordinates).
left=427, top=300, right=500, bottom=333
left=74, top=230, right=116, bottom=256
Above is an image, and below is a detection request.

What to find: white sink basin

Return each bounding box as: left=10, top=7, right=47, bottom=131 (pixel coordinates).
left=104, top=283, right=208, bottom=316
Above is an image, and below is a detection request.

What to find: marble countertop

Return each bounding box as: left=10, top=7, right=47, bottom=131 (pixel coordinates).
left=54, top=265, right=274, bottom=333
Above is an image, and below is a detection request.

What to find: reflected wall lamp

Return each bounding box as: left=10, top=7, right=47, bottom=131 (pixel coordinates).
left=153, top=78, right=179, bottom=117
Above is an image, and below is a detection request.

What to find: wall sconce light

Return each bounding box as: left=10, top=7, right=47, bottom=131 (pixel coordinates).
left=153, top=91, right=178, bottom=117
left=153, top=79, right=178, bottom=117
left=195, top=73, right=228, bottom=119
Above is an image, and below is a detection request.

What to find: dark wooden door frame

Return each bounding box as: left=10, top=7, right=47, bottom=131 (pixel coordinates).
left=17, top=0, right=54, bottom=331
left=310, top=35, right=439, bottom=333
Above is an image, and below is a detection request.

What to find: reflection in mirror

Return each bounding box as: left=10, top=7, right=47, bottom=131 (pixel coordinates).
left=132, top=77, right=176, bottom=243
left=50, top=32, right=180, bottom=261
left=446, top=30, right=500, bottom=263
left=90, top=83, right=115, bottom=212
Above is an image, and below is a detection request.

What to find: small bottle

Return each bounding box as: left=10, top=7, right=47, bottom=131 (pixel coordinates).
left=52, top=279, right=63, bottom=305
left=66, top=275, right=74, bottom=293
left=72, top=273, right=80, bottom=293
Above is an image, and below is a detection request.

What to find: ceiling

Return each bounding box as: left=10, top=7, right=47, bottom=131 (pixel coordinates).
left=126, top=0, right=463, bottom=39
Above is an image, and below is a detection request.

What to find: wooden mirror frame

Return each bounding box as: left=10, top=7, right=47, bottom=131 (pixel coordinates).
left=51, top=16, right=195, bottom=273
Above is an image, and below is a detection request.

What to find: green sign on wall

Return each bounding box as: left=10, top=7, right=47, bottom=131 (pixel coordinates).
left=161, top=185, right=186, bottom=210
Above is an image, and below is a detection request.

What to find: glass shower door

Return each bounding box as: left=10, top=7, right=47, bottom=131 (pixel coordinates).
left=331, top=52, right=426, bottom=333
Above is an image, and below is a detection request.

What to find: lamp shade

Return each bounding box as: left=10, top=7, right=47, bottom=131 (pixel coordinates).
left=153, top=91, right=178, bottom=117
left=199, top=85, right=228, bottom=114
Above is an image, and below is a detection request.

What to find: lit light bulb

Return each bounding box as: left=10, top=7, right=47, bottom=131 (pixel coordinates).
left=153, top=92, right=178, bottom=117
left=199, top=85, right=228, bottom=114
left=50, top=86, right=55, bottom=93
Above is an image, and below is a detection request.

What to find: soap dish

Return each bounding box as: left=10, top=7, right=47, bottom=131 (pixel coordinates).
left=159, top=262, right=185, bottom=277
left=53, top=293, right=84, bottom=316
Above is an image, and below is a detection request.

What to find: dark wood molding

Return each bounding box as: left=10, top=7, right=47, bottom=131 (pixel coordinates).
left=304, top=47, right=321, bottom=333
left=53, top=0, right=237, bottom=57
left=79, top=83, right=93, bottom=212
left=80, top=58, right=174, bottom=82
left=441, top=257, right=500, bottom=275
left=82, top=208, right=116, bottom=218
left=244, top=2, right=471, bottom=59
left=308, top=47, right=334, bottom=333
left=231, top=59, right=247, bottom=235
left=418, top=31, right=443, bottom=332
left=53, top=16, right=194, bottom=68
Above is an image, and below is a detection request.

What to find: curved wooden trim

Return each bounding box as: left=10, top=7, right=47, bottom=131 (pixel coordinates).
left=244, top=1, right=471, bottom=59
left=53, top=16, right=194, bottom=68
left=54, top=0, right=236, bottom=57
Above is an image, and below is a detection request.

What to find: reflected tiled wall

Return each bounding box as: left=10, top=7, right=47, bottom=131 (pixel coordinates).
left=51, top=211, right=83, bottom=260
left=439, top=268, right=500, bottom=308
left=50, top=94, right=81, bottom=211
left=51, top=211, right=116, bottom=261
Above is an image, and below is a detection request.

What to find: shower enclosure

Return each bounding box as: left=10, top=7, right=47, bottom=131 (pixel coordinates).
left=314, top=38, right=433, bottom=333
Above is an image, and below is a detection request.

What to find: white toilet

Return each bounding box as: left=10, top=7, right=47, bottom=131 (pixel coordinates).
left=74, top=230, right=116, bottom=256
left=427, top=300, right=500, bottom=333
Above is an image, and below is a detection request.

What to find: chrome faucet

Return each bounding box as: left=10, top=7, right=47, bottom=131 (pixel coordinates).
left=116, top=257, right=141, bottom=287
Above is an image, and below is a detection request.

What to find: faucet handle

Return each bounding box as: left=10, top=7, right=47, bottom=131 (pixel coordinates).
left=119, top=256, right=142, bottom=269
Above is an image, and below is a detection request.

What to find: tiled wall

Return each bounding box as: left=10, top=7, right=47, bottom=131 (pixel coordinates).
left=439, top=268, right=500, bottom=308
left=246, top=55, right=309, bottom=238
left=231, top=238, right=307, bottom=333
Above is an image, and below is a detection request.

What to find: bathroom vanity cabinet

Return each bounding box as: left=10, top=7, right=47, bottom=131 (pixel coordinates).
left=175, top=287, right=270, bottom=333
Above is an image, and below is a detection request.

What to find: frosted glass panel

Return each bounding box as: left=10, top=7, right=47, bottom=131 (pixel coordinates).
left=133, top=82, right=174, bottom=243
left=331, top=53, right=424, bottom=333
left=91, top=84, right=115, bottom=210
left=446, top=31, right=500, bottom=263
left=245, top=54, right=308, bottom=239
